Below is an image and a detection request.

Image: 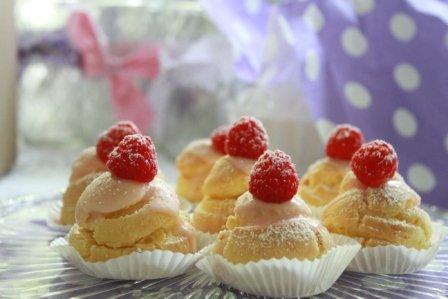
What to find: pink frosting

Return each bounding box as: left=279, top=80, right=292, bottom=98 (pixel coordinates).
left=326, top=157, right=350, bottom=168
left=183, top=139, right=223, bottom=165
left=75, top=173, right=179, bottom=227
left=69, top=147, right=107, bottom=182
left=228, top=156, right=255, bottom=175
left=234, top=192, right=312, bottom=228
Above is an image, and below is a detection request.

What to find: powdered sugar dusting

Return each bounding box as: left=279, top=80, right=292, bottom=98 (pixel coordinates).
left=234, top=192, right=312, bottom=227
left=228, top=156, right=256, bottom=175
left=326, top=124, right=364, bottom=160
left=249, top=150, right=299, bottom=203
left=107, top=134, right=158, bottom=183
left=351, top=139, right=398, bottom=187
left=179, top=139, right=223, bottom=165
left=367, top=178, right=420, bottom=209
left=96, top=121, right=140, bottom=162
left=226, top=116, right=269, bottom=159
left=232, top=217, right=321, bottom=248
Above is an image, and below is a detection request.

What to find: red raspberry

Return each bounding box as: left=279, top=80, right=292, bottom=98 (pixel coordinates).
left=351, top=140, right=398, bottom=188
left=226, top=116, right=268, bottom=159
left=210, top=125, right=229, bottom=154
left=106, top=134, right=158, bottom=183
left=326, top=124, right=364, bottom=160
left=96, top=121, right=141, bottom=163
left=249, top=150, right=299, bottom=203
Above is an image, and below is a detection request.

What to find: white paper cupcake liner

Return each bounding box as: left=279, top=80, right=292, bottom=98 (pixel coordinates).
left=347, top=222, right=448, bottom=274
left=46, top=201, right=72, bottom=232
left=308, top=204, right=326, bottom=220
left=196, top=234, right=360, bottom=298
left=195, top=230, right=217, bottom=249
left=51, top=237, right=211, bottom=280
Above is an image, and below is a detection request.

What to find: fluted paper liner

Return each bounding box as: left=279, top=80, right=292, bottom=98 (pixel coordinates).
left=46, top=201, right=72, bottom=232
left=51, top=237, right=211, bottom=280
left=348, top=222, right=448, bottom=274
left=196, top=234, right=360, bottom=298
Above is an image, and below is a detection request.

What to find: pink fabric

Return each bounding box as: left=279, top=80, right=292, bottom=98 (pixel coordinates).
left=67, top=11, right=159, bottom=132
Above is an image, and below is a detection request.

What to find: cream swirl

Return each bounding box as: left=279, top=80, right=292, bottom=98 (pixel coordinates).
left=339, top=171, right=404, bottom=193
left=234, top=192, right=312, bottom=228
left=69, top=147, right=107, bottom=182
left=182, top=139, right=223, bottom=165
left=228, top=156, right=255, bottom=175
left=75, top=173, right=179, bottom=227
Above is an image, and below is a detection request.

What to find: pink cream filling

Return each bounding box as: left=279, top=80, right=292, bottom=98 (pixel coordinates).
left=234, top=192, right=312, bottom=228
left=75, top=172, right=197, bottom=251
left=227, top=156, right=256, bottom=175
left=69, top=147, right=107, bottom=182
left=75, top=173, right=179, bottom=227
left=184, top=139, right=223, bottom=165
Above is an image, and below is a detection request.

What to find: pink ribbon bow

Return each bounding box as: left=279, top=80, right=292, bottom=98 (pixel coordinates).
left=67, top=11, right=159, bottom=132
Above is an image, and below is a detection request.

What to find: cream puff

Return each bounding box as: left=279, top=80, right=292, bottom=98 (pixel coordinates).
left=192, top=116, right=269, bottom=234
left=299, top=124, right=364, bottom=211
left=69, top=134, right=197, bottom=262
left=175, top=126, right=228, bottom=203
left=213, top=150, right=332, bottom=263
left=60, top=121, right=140, bottom=225
left=322, top=140, right=432, bottom=250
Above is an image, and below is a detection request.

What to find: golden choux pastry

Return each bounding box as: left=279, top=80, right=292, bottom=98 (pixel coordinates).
left=60, top=147, right=107, bottom=225
left=192, top=156, right=255, bottom=233
left=299, top=158, right=349, bottom=207
left=213, top=150, right=332, bottom=264
left=60, top=121, right=141, bottom=225
left=299, top=124, right=364, bottom=208
left=176, top=139, right=223, bottom=203
left=192, top=116, right=269, bottom=234
left=70, top=173, right=197, bottom=262
left=322, top=171, right=431, bottom=249
left=214, top=193, right=332, bottom=264
left=69, top=134, right=197, bottom=262
left=322, top=140, right=432, bottom=250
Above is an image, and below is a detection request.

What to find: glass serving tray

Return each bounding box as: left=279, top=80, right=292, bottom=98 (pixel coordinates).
left=0, top=193, right=447, bottom=298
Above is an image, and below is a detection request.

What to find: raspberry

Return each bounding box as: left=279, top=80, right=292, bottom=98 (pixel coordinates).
left=326, top=124, right=364, bottom=160
left=226, top=116, right=268, bottom=159
left=351, top=140, right=398, bottom=188
left=106, top=134, right=158, bottom=183
left=249, top=150, right=299, bottom=203
left=210, top=125, right=229, bottom=154
left=96, top=121, right=141, bottom=163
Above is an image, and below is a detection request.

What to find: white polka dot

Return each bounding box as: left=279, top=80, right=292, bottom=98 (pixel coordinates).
left=343, top=81, right=372, bottom=109
left=244, top=0, right=261, bottom=15
left=350, top=0, right=375, bottom=15
left=407, top=163, right=436, bottom=193
left=303, top=4, right=325, bottom=32
left=316, top=118, right=335, bottom=143
left=393, top=63, right=421, bottom=92
left=305, top=50, right=320, bottom=81
left=341, top=27, right=368, bottom=57
left=444, top=134, right=448, bottom=153
left=390, top=13, right=417, bottom=42
left=393, top=108, right=418, bottom=137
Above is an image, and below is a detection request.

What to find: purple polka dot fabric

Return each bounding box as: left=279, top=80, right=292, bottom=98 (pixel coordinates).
left=203, top=0, right=448, bottom=208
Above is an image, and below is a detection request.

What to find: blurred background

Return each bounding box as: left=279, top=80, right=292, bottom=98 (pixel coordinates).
left=0, top=0, right=447, bottom=207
